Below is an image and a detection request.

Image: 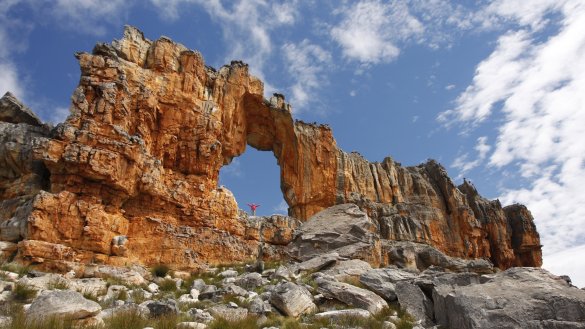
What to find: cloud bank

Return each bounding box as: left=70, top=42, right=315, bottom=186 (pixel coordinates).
left=441, top=0, right=585, bottom=256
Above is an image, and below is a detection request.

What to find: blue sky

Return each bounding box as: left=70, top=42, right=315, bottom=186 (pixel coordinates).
left=1, top=0, right=584, bottom=287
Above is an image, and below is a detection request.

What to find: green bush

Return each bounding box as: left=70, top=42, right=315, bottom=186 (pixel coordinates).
left=0, top=261, right=30, bottom=277
left=12, top=283, right=37, bottom=302
left=151, top=264, right=170, bottom=278
left=158, top=278, right=177, bottom=292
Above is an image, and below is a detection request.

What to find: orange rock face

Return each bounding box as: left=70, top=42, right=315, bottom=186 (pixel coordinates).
left=0, top=26, right=541, bottom=270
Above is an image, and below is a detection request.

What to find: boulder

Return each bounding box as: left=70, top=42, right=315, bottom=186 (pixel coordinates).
left=272, top=265, right=293, bottom=281
left=208, top=304, right=248, bottom=321
left=291, top=252, right=340, bottom=274
left=316, top=277, right=388, bottom=315
left=359, top=267, right=418, bottom=301
left=314, top=308, right=371, bottom=320
left=269, top=282, right=317, bottom=317
left=432, top=267, right=585, bottom=329
left=322, top=259, right=372, bottom=281
left=224, top=283, right=248, bottom=297
left=18, top=273, right=70, bottom=291
left=0, top=92, right=43, bottom=126
left=248, top=296, right=272, bottom=314
left=219, top=269, right=239, bottom=278
left=383, top=240, right=495, bottom=273
left=234, top=272, right=266, bottom=289
left=395, top=281, right=434, bottom=327
left=140, top=299, right=178, bottom=318
left=26, top=290, right=101, bottom=320
left=97, top=303, right=149, bottom=321
left=90, top=265, right=146, bottom=286
left=188, top=308, right=214, bottom=323
left=289, top=204, right=381, bottom=265
left=68, top=278, right=108, bottom=296
left=177, top=322, right=207, bottom=329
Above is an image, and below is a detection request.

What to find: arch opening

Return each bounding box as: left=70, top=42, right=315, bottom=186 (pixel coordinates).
left=219, top=147, right=288, bottom=217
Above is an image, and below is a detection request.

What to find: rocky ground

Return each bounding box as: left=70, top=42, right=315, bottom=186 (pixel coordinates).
left=0, top=204, right=583, bottom=329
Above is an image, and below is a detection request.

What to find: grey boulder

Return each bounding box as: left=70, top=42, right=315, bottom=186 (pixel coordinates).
left=395, top=281, right=434, bottom=327
left=316, top=277, right=388, bottom=315
left=270, top=282, right=317, bottom=317
left=432, top=267, right=585, bottom=329
left=360, top=267, right=418, bottom=301
left=26, top=290, right=101, bottom=320
left=140, top=299, right=178, bottom=318
left=289, top=204, right=381, bottom=263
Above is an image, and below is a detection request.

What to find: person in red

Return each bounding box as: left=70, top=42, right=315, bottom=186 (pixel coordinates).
left=247, top=203, right=260, bottom=216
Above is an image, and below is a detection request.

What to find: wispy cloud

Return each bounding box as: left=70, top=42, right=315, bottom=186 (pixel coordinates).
left=282, top=39, right=331, bottom=111
left=441, top=0, right=585, bottom=255
left=451, top=136, right=491, bottom=179
left=50, top=0, right=132, bottom=36
left=543, top=244, right=585, bottom=288
left=0, top=0, right=32, bottom=99
left=0, top=0, right=131, bottom=106
left=150, top=0, right=298, bottom=94
left=330, top=0, right=422, bottom=65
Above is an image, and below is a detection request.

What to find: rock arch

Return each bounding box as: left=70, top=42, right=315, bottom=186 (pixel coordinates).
left=0, top=26, right=541, bottom=271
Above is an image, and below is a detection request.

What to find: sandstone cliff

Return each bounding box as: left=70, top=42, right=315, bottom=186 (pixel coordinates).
left=0, top=26, right=541, bottom=271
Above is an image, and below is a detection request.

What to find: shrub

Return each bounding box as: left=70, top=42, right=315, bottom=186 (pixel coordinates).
left=207, top=315, right=259, bottom=329
left=130, top=289, right=147, bottom=304
left=0, top=261, right=30, bottom=277
left=103, top=309, right=148, bottom=329
left=12, top=283, right=37, bottom=302
left=48, top=278, right=70, bottom=290
left=158, top=278, right=177, bottom=292
left=151, top=264, right=170, bottom=278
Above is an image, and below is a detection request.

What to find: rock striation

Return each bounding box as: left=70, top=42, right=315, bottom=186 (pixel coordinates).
left=0, top=26, right=541, bottom=270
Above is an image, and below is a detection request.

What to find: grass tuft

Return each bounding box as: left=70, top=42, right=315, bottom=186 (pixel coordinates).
left=207, top=315, right=259, bottom=329
left=158, top=278, right=177, bottom=292
left=12, top=282, right=37, bottom=302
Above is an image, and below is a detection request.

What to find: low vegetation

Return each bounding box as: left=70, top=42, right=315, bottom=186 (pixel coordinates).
left=11, top=283, right=37, bottom=302
left=151, top=264, right=171, bottom=278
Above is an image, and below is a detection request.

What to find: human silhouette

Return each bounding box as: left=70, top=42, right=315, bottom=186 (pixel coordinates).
left=247, top=203, right=260, bottom=216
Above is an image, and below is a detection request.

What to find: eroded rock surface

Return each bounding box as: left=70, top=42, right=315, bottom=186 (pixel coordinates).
left=0, top=26, right=541, bottom=270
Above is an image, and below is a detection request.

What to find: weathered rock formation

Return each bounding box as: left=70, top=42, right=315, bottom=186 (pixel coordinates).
left=0, top=26, right=541, bottom=270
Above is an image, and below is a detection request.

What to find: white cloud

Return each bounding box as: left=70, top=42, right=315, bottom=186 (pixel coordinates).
left=451, top=136, right=490, bottom=178
left=438, top=30, right=532, bottom=125
left=477, top=0, right=564, bottom=31
left=282, top=39, right=331, bottom=111
left=0, top=0, right=30, bottom=100
left=475, top=136, right=490, bottom=159
left=0, top=61, right=23, bottom=100
left=50, top=0, right=132, bottom=36
left=330, top=0, right=422, bottom=64
left=543, top=244, right=585, bottom=288
left=441, top=0, right=585, bottom=257
left=0, top=0, right=132, bottom=104
left=150, top=0, right=298, bottom=89
left=445, top=84, right=455, bottom=91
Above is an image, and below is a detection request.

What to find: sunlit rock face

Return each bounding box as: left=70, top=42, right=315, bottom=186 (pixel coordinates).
left=0, top=26, right=541, bottom=271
